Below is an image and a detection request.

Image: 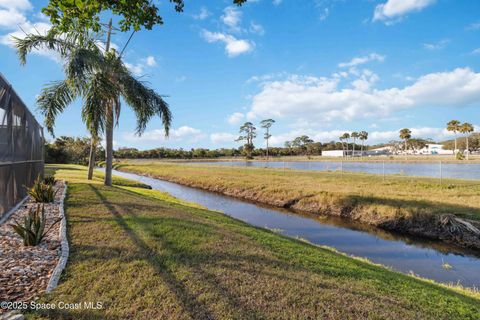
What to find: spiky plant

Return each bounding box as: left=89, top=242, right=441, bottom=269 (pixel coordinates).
left=43, top=176, right=57, bottom=186
left=9, top=205, right=62, bottom=246
left=26, top=177, right=57, bottom=203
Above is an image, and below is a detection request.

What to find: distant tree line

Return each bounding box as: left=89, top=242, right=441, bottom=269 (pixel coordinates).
left=45, top=136, right=105, bottom=165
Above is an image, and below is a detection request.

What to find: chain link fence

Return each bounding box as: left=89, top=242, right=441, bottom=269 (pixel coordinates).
left=0, top=73, right=44, bottom=219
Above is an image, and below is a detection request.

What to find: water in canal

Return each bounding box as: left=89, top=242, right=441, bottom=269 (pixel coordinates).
left=186, top=161, right=480, bottom=180
left=111, top=169, right=480, bottom=288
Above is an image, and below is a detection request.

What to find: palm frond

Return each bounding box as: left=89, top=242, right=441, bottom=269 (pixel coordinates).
left=14, top=31, right=74, bottom=65
left=82, top=73, right=117, bottom=137
left=65, top=48, right=105, bottom=91
left=118, top=69, right=172, bottom=136
left=37, top=80, right=76, bottom=136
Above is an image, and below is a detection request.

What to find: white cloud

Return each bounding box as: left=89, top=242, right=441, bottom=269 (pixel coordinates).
left=472, top=48, right=480, bottom=55
left=210, top=132, right=237, bottom=144
left=227, top=112, right=245, bottom=125
left=144, top=56, right=157, bottom=67
left=193, top=7, right=211, bottom=20
left=338, top=53, right=385, bottom=68
left=249, top=21, right=265, bottom=35
left=175, top=75, right=187, bottom=82
left=423, top=39, right=450, bottom=50
left=272, top=0, right=282, bottom=5
left=0, top=9, right=27, bottom=28
left=246, top=68, right=480, bottom=126
left=125, top=56, right=157, bottom=75
left=123, top=126, right=206, bottom=143
left=201, top=30, right=254, bottom=57
left=466, top=21, right=480, bottom=31
left=0, top=0, right=32, bottom=11
left=221, top=6, right=242, bottom=32
left=374, top=0, right=436, bottom=23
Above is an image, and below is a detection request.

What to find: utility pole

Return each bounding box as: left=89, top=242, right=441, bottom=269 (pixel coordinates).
left=104, top=19, right=114, bottom=186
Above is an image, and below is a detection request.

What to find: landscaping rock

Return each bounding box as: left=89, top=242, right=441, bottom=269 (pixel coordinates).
left=0, top=182, right=66, bottom=315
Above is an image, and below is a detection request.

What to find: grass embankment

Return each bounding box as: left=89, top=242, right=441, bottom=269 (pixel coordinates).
left=124, top=154, right=480, bottom=163
left=115, top=162, right=480, bottom=249
left=27, top=164, right=480, bottom=319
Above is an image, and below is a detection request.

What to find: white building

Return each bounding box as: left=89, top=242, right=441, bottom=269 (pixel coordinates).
left=418, top=144, right=452, bottom=155
left=322, top=150, right=345, bottom=157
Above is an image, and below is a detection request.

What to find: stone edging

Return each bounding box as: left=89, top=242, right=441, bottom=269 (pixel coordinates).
left=45, top=181, right=69, bottom=293
left=0, top=197, right=29, bottom=226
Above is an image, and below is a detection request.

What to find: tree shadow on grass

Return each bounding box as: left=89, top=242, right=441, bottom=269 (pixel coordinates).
left=87, top=184, right=230, bottom=320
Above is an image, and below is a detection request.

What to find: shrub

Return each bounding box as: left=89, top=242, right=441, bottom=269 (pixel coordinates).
left=26, top=177, right=57, bottom=203
left=9, top=205, right=62, bottom=246
left=456, top=152, right=465, bottom=160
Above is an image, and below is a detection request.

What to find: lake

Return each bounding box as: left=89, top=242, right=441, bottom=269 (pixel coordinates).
left=186, top=160, right=480, bottom=180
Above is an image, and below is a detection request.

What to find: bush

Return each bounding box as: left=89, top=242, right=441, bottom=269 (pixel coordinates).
left=456, top=152, right=465, bottom=160
left=9, top=205, right=62, bottom=246
left=26, top=177, right=57, bottom=203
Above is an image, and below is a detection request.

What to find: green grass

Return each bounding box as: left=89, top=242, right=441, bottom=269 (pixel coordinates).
left=25, top=164, right=480, bottom=319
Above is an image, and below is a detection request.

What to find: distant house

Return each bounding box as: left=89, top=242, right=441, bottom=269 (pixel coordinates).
left=418, top=144, right=452, bottom=155
left=322, top=150, right=345, bottom=157
left=365, top=146, right=392, bottom=156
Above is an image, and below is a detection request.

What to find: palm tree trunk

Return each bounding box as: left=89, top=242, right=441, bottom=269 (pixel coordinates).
left=352, top=139, right=355, bottom=157
left=266, top=137, right=269, bottom=161
left=466, top=135, right=469, bottom=160
left=454, top=132, right=457, bottom=156
left=87, top=136, right=96, bottom=180
left=104, top=102, right=114, bottom=186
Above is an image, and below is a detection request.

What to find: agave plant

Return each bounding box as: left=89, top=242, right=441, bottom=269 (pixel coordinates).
left=26, top=176, right=57, bottom=203
left=43, top=176, right=57, bottom=186
left=9, top=205, right=62, bottom=246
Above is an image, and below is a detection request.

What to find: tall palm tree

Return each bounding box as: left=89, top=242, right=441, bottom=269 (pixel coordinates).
left=459, top=122, right=474, bottom=160
left=359, top=131, right=368, bottom=156
left=341, top=133, right=351, bottom=157
left=446, top=120, right=461, bottom=156
left=339, top=135, right=345, bottom=157
left=260, top=119, right=275, bottom=160
left=351, top=132, right=359, bottom=157
left=399, top=128, right=411, bottom=155
left=16, top=28, right=172, bottom=186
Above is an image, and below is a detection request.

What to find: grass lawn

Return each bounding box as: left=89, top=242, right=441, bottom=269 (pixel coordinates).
left=28, top=164, right=480, bottom=319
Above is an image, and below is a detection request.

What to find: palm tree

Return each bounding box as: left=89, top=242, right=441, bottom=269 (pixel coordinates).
left=359, top=131, right=368, bottom=156
left=446, top=120, right=461, bottom=156
left=339, top=135, right=345, bottom=157
left=399, top=128, right=412, bottom=155
left=16, top=27, right=172, bottom=186
left=351, top=132, right=359, bottom=157
left=459, top=123, right=474, bottom=160
left=236, top=122, right=256, bottom=159
left=341, top=133, right=351, bottom=157
left=260, top=119, right=275, bottom=161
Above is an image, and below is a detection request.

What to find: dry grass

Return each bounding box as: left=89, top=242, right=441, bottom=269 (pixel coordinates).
left=116, top=161, right=480, bottom=248
left=23, top=164, right=480, bottom=319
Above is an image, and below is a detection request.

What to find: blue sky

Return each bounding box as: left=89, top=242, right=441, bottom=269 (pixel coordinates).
left=1, top=0, right=479, bottom=150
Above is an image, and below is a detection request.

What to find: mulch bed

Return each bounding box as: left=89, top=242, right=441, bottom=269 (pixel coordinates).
left=0, top=182, right=66, bottom=309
